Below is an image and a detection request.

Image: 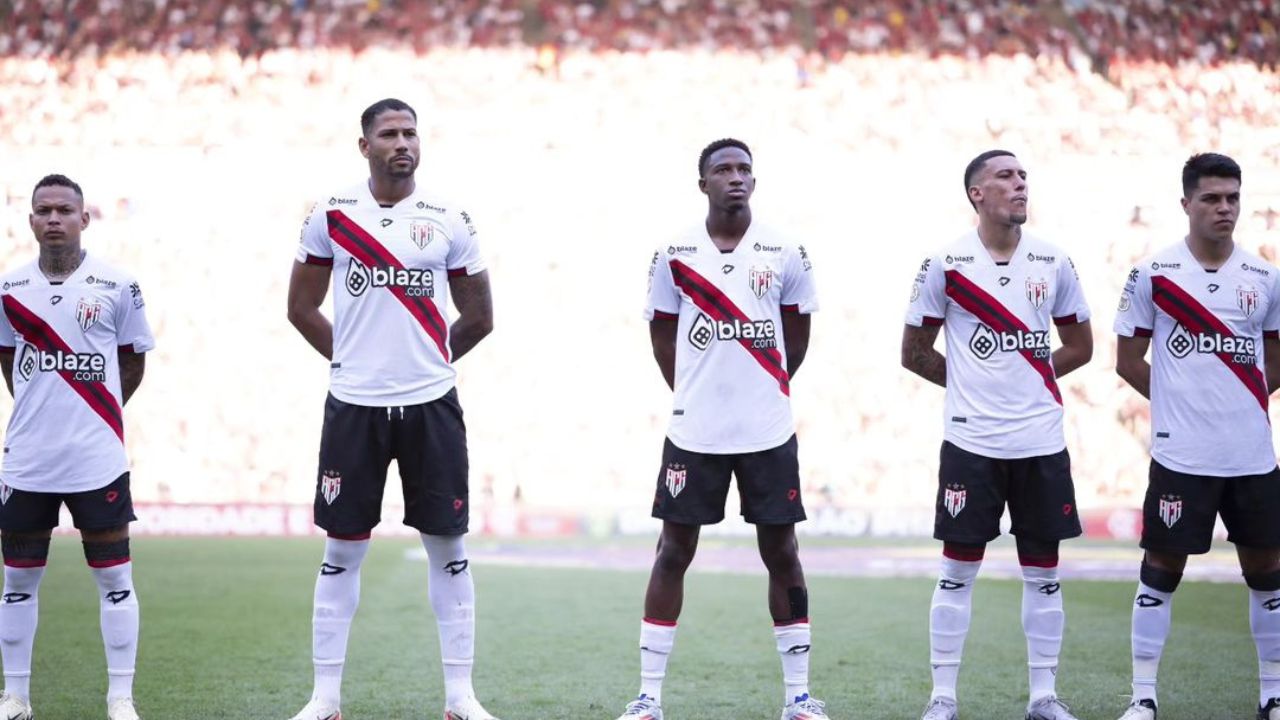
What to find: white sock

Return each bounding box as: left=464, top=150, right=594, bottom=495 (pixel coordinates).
left=639, top=619, right=676, bottom=703
left=90, top=561, right=138, bottom=702
left=311, top=537, right=369, bottom=708
left=1251, top=588, right=1280, bottom=706
left=930, top=557, right=981, bottom=701
left=1021, top=565, right=1064, bottom=703
left=0, top=565, right=44, bottom=701
left=421, top=533, right=476, bottom=707
left=1131, top=582, right=1173, bottom=703
left=775, top=621, right=811, bottom=705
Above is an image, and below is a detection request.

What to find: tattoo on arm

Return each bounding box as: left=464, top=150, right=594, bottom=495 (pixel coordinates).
left=118, top=351, right=145, bottom=405
left=448, top=270, right=494, bottom=361
left=901, top=324, right=946, bottom=387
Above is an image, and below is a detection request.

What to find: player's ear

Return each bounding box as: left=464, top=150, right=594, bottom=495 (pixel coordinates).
left=1179, top=195, right=1190, bottom=216
left=80, top=208, right=90, bottom=231
left=358, top=136, right=370, bottom=159
left=698, top=176, right=707, bottom=195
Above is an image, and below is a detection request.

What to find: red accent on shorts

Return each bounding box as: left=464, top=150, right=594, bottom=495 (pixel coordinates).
left=87, top=557, right=131, bottom=569
left=328, top=532, right=372, bottom=541
left=942, top=543, right=986, bottom=562
left=642, top=617, right=677, bottom=627
left=4, top=559, right=47, bottom=568
left=773, top=617, right=810, bottom=627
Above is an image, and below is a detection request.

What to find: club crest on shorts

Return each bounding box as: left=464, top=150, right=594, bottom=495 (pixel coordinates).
left=410, top=222, right=435, bottom=250
left=1158, top=494, right=1182, bottom=528
left=1025, top=277, right=1049, bottom=309
left=749, top=266, right=774, bottom=298
left=0, top=482, right=10, bottom=505
left=320, top=470, right=341, bottom=505
left=1238, top=286, right=1260, bottom=318
left=665, top=463, right=687, bottom=498
left=943, top=483, right=966, bottom=518
left=75, top=297, right=103, bottom=332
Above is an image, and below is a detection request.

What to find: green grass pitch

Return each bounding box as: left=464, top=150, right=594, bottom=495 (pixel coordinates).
left=24, top=536, right=1259, bottom=719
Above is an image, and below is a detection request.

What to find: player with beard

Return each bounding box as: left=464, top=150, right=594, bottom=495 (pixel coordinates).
left=902, top=150, right=1093, bottom=720
left=286, top=98, right=498, bottom=720
left=1113, top=153, right=1280, bottom=720
left=615, top=138, right=829, bottom=720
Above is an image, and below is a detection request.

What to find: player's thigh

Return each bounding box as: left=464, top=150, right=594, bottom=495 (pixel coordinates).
left=1007, top=448, right=1082, bottom=541
left=0, top=484, right=63, bottom=534
left=1221, top=465, right=1280, bottom=550
left=652, top=439, right=733, bottom=525
left=933, top=441, right=1007, bottom=545
left=64, top=472, right=136, bottom=533
left=1140, top=460, right=1224, bottom=556
left=315, top=393, right=394, bottom=536
left=734, top=435, right=806, bottom=525
left=396, top=388, right=469, bottom=536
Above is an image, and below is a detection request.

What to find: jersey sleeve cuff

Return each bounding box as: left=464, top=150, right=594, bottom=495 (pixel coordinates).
left=1266, top=330, right=1279, bottom=340
left=120, top=339, right=156, bottom=353
left=1118, top=327, right=1153, bottom=338
left=301, top=254, right=333, bottom=266
left=919, top=316, right=944, bottom=327
left=1052, top=313, right=1083, bottom=326
left=0, top=345, right=13, bottom=353
left=650, top=309, right=679, bottom=321
left=446, top=262, right=487, bottom=278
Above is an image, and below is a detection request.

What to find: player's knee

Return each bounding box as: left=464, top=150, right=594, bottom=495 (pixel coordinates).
left=1140, top=559, right=1183, bottom=593
left=1245, top=568, right=1280, bottom=593
left=759, top=541, right=801, bottom=576
left=1, top=535, right=50, bottom=570
left=83, top=538, right=130, bottom=569
left=654, top=540, right=696, bottom=575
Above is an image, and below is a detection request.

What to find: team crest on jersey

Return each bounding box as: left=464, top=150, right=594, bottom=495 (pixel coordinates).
left=665, top=463, right=687, bottom=498
left=1238, top=286, right=1260, bottom=318
left=320, top=470, right=341, bottom=505
left=1158, top=494, right=1182, bottom=528
left=0, top=483, right=10, bottom=505
left=943, top=483, right=966, bottom=518
left=748, top=266, right=774, bottom=298
left=410, top=222, right=435, bottom=250
left=75, top=298, right=103, bottom=331
left=1025, top=278, right=1049, bottom=310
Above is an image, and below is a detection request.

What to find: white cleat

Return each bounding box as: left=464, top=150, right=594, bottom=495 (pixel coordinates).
left=1025, top=696, right=1078, bottom=720
left=615, top=694, right=663, bottom=720
left=0, top=693, right=32, bottom=720
left=108, top=697, right=141, bottom=720
left=1116, top=699, right=1156, bottom=720
left=444, top=696, right=499, bottom=720
left=921, top=696, right=958, bottom=720
left=781, top=693, right=829, bottom=719
left=288, top=698, right=341, bottom=720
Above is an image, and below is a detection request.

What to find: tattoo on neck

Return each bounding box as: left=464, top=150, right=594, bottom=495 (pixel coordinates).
left=39, top=248, right=84, bottom=279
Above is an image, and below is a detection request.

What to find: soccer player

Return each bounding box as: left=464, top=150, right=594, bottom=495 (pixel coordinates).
left=1112, top=153, right=1280, bottom=720
left=0, top=174, right=154, bottom=720
left=615, top=138, right=828, bottom=720
left=285, top=98, right=497, bottom=720
left=902, top=150, right=1093, bottom=720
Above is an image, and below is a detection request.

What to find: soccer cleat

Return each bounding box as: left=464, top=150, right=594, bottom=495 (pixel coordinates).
left=288, top=698, right=341, bottom=720
left=0, top=693, right=32, bottom=720
left=1116, top=698, right=1156, bottom=720
left=920, top=696, right=958, bottom=720
left=781, top=693, right=829, bottom=719
left=444, top=696, right=499, bottom=720
left=1259, top=697, right=1280, bottom=720
left=1025, top=695, right=1078, bottom=720
left=108, top=697, right=142, bottom=720
left=615, top=694, right=663, bottom=720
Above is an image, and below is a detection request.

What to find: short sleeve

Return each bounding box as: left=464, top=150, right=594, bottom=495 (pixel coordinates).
left=643, top=249, right=681, bottom=321
left=0, top=297, right=15, bottom=349
left=117, top=278, right=156, bottom=353
left=1114, top=265, right=1154, bottom=338
left=294, top=202, right=333, bottom=266
left=445, top=208, right=486, bottom=278
left=1051, top=255, right=1091, bottom=325
left=904, top=256, right=946, bottom=327
left=779, top=244, right=818, bottom=314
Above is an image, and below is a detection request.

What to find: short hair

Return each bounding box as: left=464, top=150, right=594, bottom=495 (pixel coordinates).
left=360, top=98, right=417, bottom=137
left=1182, top=152, right=1241, bottom=197
left=962, top=149, right=1016, bottom=211
left=698, top=138, right=752, bottom=178
left=32, top=174, right=83, bottom=202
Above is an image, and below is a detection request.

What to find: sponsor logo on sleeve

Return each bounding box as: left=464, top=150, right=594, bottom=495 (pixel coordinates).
left=798, top=245, right=812, bottom=271
left=129, top=281, right=145, bottom=309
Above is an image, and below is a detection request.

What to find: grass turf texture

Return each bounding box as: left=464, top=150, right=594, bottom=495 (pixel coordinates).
left=25, top=536, right=1258, bottom=719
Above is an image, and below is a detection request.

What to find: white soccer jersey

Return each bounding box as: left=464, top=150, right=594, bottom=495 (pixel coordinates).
left=905, top=230, right=1090, bottom=459
left=296, top=183, right=486, bottom=407
left=1114, top=241, right=1280, bottom=476
left=0, top=255, right=155, bottom=493
left=644, top=222, right=818, bottom=454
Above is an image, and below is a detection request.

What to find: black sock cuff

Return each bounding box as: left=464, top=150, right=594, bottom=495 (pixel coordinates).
left=1245, top=569, right=1280, bottom=592
left=1, top=535, right=50, bottom=563
left=83, top=538, right=130, bottom=566
left=1140, top=561, right=1182, bottom=593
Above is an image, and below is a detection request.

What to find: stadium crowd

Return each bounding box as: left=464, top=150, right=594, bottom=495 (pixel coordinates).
left=1, top=1, right=1279, bottom=530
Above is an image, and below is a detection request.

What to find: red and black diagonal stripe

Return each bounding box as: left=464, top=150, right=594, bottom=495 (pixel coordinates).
left=327, top=211, right=450, bottom=362
left=1, top=295, right=123, bottom=441
left=944, top=269, right=1062, bottom=405
left=1152, top=276, right=1268, bottom=414
left=669, top=259, right=790, bottom=396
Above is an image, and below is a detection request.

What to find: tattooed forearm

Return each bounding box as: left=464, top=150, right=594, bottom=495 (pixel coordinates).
left=119, top=351, right=145, bottom=404
left=448, top=270, right=494, bottom=361
left=901, top=324, right=946, bottom=387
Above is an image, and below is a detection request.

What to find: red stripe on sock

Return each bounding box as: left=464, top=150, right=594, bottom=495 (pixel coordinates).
left=87, top=557, right=130, bottom=569
left=642, top=617, right=677, bottom=627
left=328, top=532, right=371, bottom=541
left=4, top=559, right=46, bottom=568
left=942, top=544, right=986, bottom=562
left=1018, top=554, right=1059, bottom=568
left=773, top=617, right=810, bottom=627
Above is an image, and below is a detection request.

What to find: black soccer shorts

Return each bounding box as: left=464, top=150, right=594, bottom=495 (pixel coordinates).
left=1141, top=460, right=1280, bottom=555
left=651, top=434, right=805, bottom=526
left=0, top=472, right=136, bottom=533
left=313, top=389, right=469, bottom=536
left=933, top=441, right=1082, bottom=545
